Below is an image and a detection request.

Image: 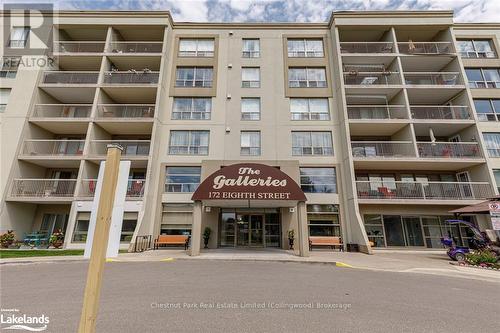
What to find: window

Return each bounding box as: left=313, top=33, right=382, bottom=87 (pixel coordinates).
left=287, top=39, right=324, bottom=57
left=290, top=98, right=330, bottom=120
left=240, top=131, right=261, bottom=156
left=241, top=98, right=260, bottom=120
left=292, top=131, right=333, bottom=156
left=165, top=166, right=201, bottom=192
left=300, top=168, right=336, bottom=193
left=178, top=39, right=214, bottom=57
left=120, top=219, right=137, bottom=242
left=242, top=39, right=260, bottom=58
left=288, top=68, right=327, bottom=88
left=72, top=214, right=90, bottom=243
left=0, top=89, right=11, bottom=113
left=307, top=204, right=340, bottom=237
left=161, top=204, right=193, bottom=235
left=457, top=40, right=496, bottom=58
left=175, top=67, right=213, bottom=87
left=241, top=67, right=260, bottom=88
left=474, top=99, right=500, bottom=121
left=1, top=57, right=20, bottom=78
left=172, top=98, right=211, bottom=120
left=169, top=130, right=209, bottom=155
left=8, top=27, right=30, bottom=48
left=494, top=170, right=500, bottom=192
left=465, top=68, right=500, bottom=88
left=483, top=133, right=500, bottom=157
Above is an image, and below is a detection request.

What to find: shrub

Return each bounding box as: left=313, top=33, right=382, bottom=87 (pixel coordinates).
left=465, top=250, right=498, bottom=265
left=0, top=230, right=16, bottom=248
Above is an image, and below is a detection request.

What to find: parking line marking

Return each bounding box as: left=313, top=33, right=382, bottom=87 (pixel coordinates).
left=160, top=258, right=175, bottom=262
left=335, top=262, right=353, bottom=268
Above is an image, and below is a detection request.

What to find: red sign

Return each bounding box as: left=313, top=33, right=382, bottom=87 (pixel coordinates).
left=192, top=163, right=306, bottom=201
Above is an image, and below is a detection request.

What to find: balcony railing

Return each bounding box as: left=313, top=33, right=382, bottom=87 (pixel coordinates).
left=398, top=42, right=454, bottom=55
left=404, top=72, right=463, bottom=86
left=11, top=179, right=76, bottom=198
left=460, top=50, right=496, bottom=59
left=80, top=179, right=145, bottom=198
left=32, top=104, right=92, bottom=118
left=88, top=140, right=150, bottom=157
left=97, top=105, right=155, bottom=119
left=0, top=70, right=17, bottom=78
left=468, top=80, right=500, bottom=89
left=21, top=140, right=85, bottom=157
left=55, top=41, right=105, bottom=53
left=356, top=181, right=493, bottom=200
left=343, top=72, right=401, bottom=85
left=347, top=105, right=408, bottom=120
left=410, top=106, right=470, bottom=120
left=42, top=71, right=99, bottom=84
left=417, top=142, right=482, bottom=158
left=103, top=71, right=159, bottom=84
left=108, top=42, right=163, bottom=54
left=340, top=42, right=395, bottom=54
left=351, top=141, right=415, bottom=158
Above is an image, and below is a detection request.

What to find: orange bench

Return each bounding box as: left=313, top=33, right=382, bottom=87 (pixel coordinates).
left=154, top=235, right=189, bottom=250
left=309, top=236, right=343, bottom=251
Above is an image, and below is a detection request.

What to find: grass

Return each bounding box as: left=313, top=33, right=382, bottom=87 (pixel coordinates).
left=0, top=249, right=84, bottom=259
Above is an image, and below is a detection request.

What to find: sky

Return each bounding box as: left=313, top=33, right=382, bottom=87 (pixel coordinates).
left=20, top=0, right=500, bottom=23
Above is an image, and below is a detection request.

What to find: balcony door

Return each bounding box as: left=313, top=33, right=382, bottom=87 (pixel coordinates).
left=456, top=171, right=473, bottom=198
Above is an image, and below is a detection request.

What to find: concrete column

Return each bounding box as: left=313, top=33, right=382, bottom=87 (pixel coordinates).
left=297, top=201, right=309, bottom=257
left=190, top=201, right=202, bottom=256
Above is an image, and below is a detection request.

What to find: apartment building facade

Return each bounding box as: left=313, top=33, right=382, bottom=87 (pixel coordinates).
left=1, top=10, right=499, bottom=255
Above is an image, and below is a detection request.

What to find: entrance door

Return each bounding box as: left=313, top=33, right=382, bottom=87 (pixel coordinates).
left=249, top=215, right=263, bottom=246
left=236, top=214, right=264, bottom=247
left=402, top=217, right=424, bottom=247
left=383, top=216, right=405, bottom=246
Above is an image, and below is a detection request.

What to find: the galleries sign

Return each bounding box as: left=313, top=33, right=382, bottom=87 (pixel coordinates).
left=192, top=163, right=306, bottom=201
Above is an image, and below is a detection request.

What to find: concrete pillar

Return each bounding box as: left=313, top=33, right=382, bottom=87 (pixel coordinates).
left=190, top=201, right=202, bottom=256
left=297, top=201, right=309, bottom=257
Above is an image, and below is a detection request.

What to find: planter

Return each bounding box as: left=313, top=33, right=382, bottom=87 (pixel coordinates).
left=203, top=238, right=209, bottom=249
left=288, top=238, right=294, bottom=250
left=51, top=241, right=64, bottom=249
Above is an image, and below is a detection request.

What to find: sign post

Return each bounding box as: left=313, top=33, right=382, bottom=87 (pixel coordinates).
left=78, top=144, right=122, bottom=333
left=489, top=202, right=500, bottom=231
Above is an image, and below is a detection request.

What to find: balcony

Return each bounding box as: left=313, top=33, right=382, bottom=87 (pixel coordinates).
left=417, top=142, right=482, bottom=159
left=356, top=181, right=493, bottom=201
left=410, top=106, right=470, bottom=120
left=108, top=42, right=163, bottom=54
left=55, top=41, right=105, bottom=53
left=343, top=72, right=401, bottom=85
left=79, top=179, right=145, bottom=198
left=340, top=42, right=395, bottom=54
left=351, top=142, right=415, bottom=158
left=20, top=140, right=85, bottom=157
left=42, top=71, right=99, bottom=84
left=88, top=140, right=150, bottom=157
left=31, top=104, right=92, bottom=119
left=347, top=105, right=408, bottom=120
left=404, top=72, right=463, bottom=86
left=96, top=105, right=155, bottom=119
left=10, top=179, right=76, bottom=199
left=103, top=71, right=159, bottom=85
left=398, top=42, right=454, bottom=55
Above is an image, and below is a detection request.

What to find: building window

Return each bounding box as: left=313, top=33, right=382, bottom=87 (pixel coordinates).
left=72, top=215, right=90, bottom=243
left=178, top=39, right=214, bottom=57
left=287, top=38, right=324, bottom=57
left=300, top=168, right=337, bottom=193
left=169, top=130, right=209, bottom=155
left=240, top=131, right=261, bottom=156
left=474, top=99, right=500, bottom=121
left=241, top=67, right=260, bottom=88
left=0, top=89, right=11, bottom=113
left=165, top=166, right=201, bottom=192
left=465, top=68, right=500, bottom=88
left=161, top=204, right=193, bottom=235
left=494, top=170, right=500, bottom=193
left=483, top=133, right=500, bottom=157
left=120, top=219, right=137, bottom=242
left=457, top=40, right=496, bottom=58
left=172, top=97, right=211, bottom=120
left=307, top=204, right=340, bottom=237
left=288, top=68, right=327, bottom=88
left=292, top=131, right=333, bottom=156
left=290, top=98, right=330, bottom=120
left=8, top=27, right=30, bottom=48
left=242, top=39, right=260, bottom=58
left=175, top=67, right=213, bottom=87
left=1, top=56, right=20, bottom=78
left=241, top=97, right=260, bottom=120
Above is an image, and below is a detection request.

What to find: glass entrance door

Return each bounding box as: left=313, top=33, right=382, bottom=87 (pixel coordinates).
left=249, top=215, right=263, bottom=246
left=402, top=217, right=424, bottom=247
left=236, top=214, right=264, bottom=247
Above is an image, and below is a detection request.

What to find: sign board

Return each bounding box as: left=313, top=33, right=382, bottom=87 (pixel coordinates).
left=489, top=202, right=500, bottom=231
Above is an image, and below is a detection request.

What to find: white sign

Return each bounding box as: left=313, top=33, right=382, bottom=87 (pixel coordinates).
left=492, top=217, right=500, bottom=231
left=488, top=202, right=500, bottom=214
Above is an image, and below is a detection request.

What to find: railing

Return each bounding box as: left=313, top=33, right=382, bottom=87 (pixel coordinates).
left=134, top=235, right=152, bottom=252
left=292, top=146, right=333, bottom=156
left=97, top=105, right=155, bottom=119
left=288, top=80, right=327, bottom=88
left=398, top=42, right=454, bottom=55
left=11, top=179, right=77, bottom=198
left=460, top=50, right=496, bottom=59
left=340, top=42, right=394, bottom=54
left=88, top=140, right=150, bottom=157
left=287, top=51, right=324, bottom=58
left=356, top=181, right=493, bottom=200
left=404, top=72, right=463, bottom=85
left=80, top=179, right=145, bottom=197
left=21, top=140, right=85, bottom=156
left=417, top=142, right=482, bottom=158
left=168, top=146, right=209, bottom=155
left=42, top=71, right=99, bottom=84
left=343, top=72, right=401, bottom=85
left=175, top=79, right=213, bottom=88
left=0, top=70, right=17, bottom=78
left=0, top=104, right=7, bottom=113
left=172, top=111, right=211, bottom=120
left=178, top=50, right=214, bottom=57
left=291, top=112, right=330, bottom=121
left=32, top=104, right=92, bottom=118
left=55, top=41, right=105, bottom=53
left=347, top=105, right=407, bottom=120
left=242, top=51, right=260, bottom=58
left=103, top=71, right=159, bottom=84
left=351, top=141, right=415, bottom=158
left=410, top=106, right=470, bottom=120
left=165, top=183, right=199, bottom=192
left=241, top=112, right=261, bottom=120
left=468, top=80, right=500, bottom=89
left=242, top=80, right=260, bottom=88
left=108, top=42, right=163, bottom=53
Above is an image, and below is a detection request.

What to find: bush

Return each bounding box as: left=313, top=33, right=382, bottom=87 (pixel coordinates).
left=0, top=230, right=16, bottom=248
left=465, top=250, right=498, bottom=266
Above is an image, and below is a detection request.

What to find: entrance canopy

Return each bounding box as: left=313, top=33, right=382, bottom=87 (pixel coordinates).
left=192, top=163, right=306, bottom=208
